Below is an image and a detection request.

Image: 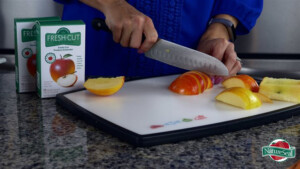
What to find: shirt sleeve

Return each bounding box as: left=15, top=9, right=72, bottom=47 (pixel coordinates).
left=212, top=0, right=263, bottom=35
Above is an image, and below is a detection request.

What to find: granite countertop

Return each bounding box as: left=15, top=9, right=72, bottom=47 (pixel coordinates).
left=1, top=71, right=300, bottom=169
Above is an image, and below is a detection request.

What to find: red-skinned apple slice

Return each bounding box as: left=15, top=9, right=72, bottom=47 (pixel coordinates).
left=187, top=71, right=213, bottom=89
left=169, top=74, right=199, bottom=95
left=184, top=71, right=207, bottom=90
left=222, top=74, right=259, bottom=92
left=184, top=72, right=205, bottom=93
left=197, top=71, right=213, bottom=89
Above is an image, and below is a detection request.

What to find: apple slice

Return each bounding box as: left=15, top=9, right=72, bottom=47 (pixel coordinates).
left=253, top=92, right=273, bottom=103
left=169, top=71, right=214, bottom=95
left=57, top=74, right=78, bottom=87
left=84, top=76, right=125, bottom=96
left=222, top=74, right=259, bottom=92
left=183, top=72, right=205, bottom=93
left=197, top=71, right=213, bottom=89
left=187, top=71, right=213, bottom=89
left=169, top=74, right=200, bottom=95
left=216, top=87, right=262, bottom=109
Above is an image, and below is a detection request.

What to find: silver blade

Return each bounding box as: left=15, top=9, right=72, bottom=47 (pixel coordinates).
left=145, top=39, right=229, bottom=76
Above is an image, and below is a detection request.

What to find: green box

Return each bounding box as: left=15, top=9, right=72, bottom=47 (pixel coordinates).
left=36, top=20, right=86, bottom=98
left=14, top=16, right=61, bottom=93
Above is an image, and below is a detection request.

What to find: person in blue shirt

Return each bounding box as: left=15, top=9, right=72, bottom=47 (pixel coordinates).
left=54, top=0, right=263, bottom=78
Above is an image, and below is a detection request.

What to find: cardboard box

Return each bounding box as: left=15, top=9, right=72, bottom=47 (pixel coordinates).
left=36, top=20, right=85, bottom=98
left=14, top=17, right=61, bottom=93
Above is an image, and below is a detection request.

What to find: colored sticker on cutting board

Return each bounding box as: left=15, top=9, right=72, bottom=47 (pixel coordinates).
left=150, top=115, right=207, bottom=129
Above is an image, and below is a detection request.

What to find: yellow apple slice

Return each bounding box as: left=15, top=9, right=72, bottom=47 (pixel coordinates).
left=259, top=77, right=300, bottom=103
left=253, top=92, right=273, bottom=103
left=216, top=87, right=262, bottom=110
left=84, top=76, right=125, bottom=96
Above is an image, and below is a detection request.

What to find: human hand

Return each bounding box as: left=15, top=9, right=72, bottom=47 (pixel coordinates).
left=100, top=0, right=158, bottom=53
left=197, top=15, right=241, bottom=76
left=197, top=38, right=241, bottom=76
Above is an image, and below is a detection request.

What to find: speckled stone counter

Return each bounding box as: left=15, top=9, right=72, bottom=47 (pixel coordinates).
left=1, top=72, right=300, bottom=169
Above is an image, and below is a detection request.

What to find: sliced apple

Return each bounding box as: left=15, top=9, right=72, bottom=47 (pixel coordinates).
left=259, top=77, right=300, bottom=103
left=169, top=70, right=215, bottom=95
left=253, top=92, right=273, bottom=103
left=84, top=76, right=125, bottom=96
left=57, top=74, right=78, bottom=87
left=222, top=74, right=259, bottom=92
left=183, top=72, right=205, bottom=93
left=188, top=71, right=213, bottom=89
left=169, top=74, right=200, bottom=95
left=216, top=87, right=262, bottom=109
left=197, top=71, right=213, bottom=89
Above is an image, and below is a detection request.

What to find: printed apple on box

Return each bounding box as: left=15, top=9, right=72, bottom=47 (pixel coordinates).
left=14, top=17, right=61, bottom=93
left=36, top=20, right=85, bottom=98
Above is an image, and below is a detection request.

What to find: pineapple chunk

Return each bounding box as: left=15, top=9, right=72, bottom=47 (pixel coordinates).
left=259, top=77, right=300, bottom=103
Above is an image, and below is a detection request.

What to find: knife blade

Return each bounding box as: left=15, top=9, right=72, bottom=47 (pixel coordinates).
left=92, top=18, right=229, bottom=76
left=145, top=39, right=228, bottom=76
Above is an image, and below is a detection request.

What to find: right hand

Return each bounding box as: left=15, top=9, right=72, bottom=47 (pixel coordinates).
left=101, top=0, right=158, bottom=53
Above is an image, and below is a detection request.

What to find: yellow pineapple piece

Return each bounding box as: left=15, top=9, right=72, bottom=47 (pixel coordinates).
left=259, top=77, right=300, bottom=103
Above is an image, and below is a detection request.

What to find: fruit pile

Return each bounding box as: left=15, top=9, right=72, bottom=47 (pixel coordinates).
left=217, top=75, right=300, bottom=109
left=169, top=71, right=300, bottom=110
left=83, top=71, right=300, bottom=110
left=216, top=74, right=266, bottom=110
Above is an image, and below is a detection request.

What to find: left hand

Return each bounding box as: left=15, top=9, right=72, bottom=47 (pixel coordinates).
left=197, top=38, right=241, bottom=76
left=197, top=15, right=241, bottom=76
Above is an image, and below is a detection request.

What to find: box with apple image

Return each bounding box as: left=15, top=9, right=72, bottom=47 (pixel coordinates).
left=36, top=20, right=85, bottom=98
left=14, top=17, right=61, bottom=93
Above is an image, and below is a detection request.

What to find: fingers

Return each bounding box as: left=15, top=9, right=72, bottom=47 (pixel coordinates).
left=208, top=39, right=241, bottom=76
left=229, top=58, right=242, bottom=75
left=119, top=21, right=133, bottom=47
left=109, top=15, right=157, bottom=52
left=104, top=2, right=157, bottom=52
left=210, top=39, right=228, bottom=61
left=223, top=43, right=241, bottom=75
left=129, top=17, right=144, bottom=48
left=138, top=18, right=158, bottom=53
left=106, top=19, right=122, bottom=43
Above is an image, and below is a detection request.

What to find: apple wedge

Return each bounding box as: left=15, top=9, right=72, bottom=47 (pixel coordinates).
left=222, top=74, right=259, bottom=92
left=169, top=74, right=201, bottom=95
left=84, top=76, right=125, bottom=96
left=216, top=87, right=262, bottom=110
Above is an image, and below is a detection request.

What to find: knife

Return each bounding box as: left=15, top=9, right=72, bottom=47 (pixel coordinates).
left=92, top=18, right=229, bottom=76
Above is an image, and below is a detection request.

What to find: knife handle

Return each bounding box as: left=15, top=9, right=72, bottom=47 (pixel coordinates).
left=92, top=18, right=146, bottom=42
left=92, top=18, right=111, bottom=32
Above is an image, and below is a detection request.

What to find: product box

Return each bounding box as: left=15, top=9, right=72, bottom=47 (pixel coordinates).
left=36, top=20, right=85, bottom=98
left=14, top=17, right=61, bottom=93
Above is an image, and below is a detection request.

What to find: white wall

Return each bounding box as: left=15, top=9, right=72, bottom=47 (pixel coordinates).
left=0, top=0, right=63, bottom=49
left=235, top=0, right=300, bottom=54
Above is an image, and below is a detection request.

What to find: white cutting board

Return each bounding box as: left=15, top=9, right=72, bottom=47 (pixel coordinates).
left=64, top=75, right=296, bottom=135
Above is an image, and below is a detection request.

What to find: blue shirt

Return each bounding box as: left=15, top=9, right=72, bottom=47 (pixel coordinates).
left=54, top=0, right=263, bottom=78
